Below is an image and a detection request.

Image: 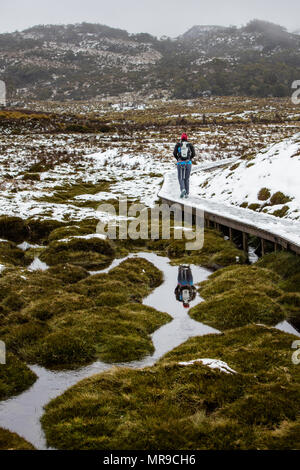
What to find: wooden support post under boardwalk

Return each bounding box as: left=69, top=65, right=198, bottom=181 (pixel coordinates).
left=242, top=232, right=248, bottom=253
left=261, top=239, right=265, bottom=257
left=229, top=227, right=233, bottom=241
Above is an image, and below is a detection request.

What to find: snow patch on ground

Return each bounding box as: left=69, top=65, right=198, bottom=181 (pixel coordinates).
left=28, top=258, right=49, bottom=272
left=192, top=133, right=300, bottom=220
left=59, top=233, right=107, bottom=242
left=178, top=358, right=237, bottom=374
left=18, top=242, right=42, bottom=251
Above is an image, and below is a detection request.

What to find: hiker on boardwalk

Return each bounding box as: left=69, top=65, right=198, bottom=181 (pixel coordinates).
left=173, top=133, right=195, bottom=199
left=174, top=265, right=196, bottom=309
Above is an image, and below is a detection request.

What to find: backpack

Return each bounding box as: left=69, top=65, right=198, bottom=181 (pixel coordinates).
left=180, top=141, right=191, bottom=160
left=182, top=288, right=190, bottom=302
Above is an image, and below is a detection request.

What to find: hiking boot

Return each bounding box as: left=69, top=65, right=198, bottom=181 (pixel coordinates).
left=184, top=193, right=189, bottom=199
left=180, top=189, right=186, bottom=198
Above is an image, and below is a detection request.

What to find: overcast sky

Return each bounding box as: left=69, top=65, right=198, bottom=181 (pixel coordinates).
left=0, top=0, right=299, bottom=37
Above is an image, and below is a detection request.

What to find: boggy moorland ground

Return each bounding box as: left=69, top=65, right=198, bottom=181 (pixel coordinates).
left=39, top=246, right=300, bottom=450
left=0, top=97, right=299, bottom=449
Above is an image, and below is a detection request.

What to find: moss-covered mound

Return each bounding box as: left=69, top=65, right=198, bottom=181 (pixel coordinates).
left=25, top=218, right=65, bottom=244
left=47, top=263, right=89, bottom=284
left=0, top=257, right=169, bottom=367
left=161, top=324, right=296, bottom=378
left=0, top=268, right=62, bottom=307
left=257, top=251, right=300, bottom=291
left=40, top=237, right=115, bottom=270
left=198, top=265, right=281, bottom=300
left=0, top=428, right=35, bottom=450
left=48, top=225, right=92, bottom=243
left=41, top=325, right=300, bottom=450
left=189, top=264, right=286, bottom=330
left=36, top=181, right=111, bottom=206
left=0, top=216, right=28, bottom=243
left=0, top=241, right=33, bottom=268
left=158, top=229, right=247, bottom=268
left=190, top=288, right=285, bottom=330
left=22, top=292, right=93, bottom=321
left=278, top=293, right=300, bottom=332
left=255, top=251, right=300, bottom=329
left=0, top=352, right=37, bottom=401
left=72, top=257, right=163, bottom=302
left=29, top=303, right=170, bottom=367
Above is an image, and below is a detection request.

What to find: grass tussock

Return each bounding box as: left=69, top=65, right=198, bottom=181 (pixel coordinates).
left=257, top=251, right=300, bottom=287
left=0, top=216, right=28, bottom=243
left=257, top=187, right=271, bottom=201
left=36, top=180, right=111, bottom=204
left=152, top=229, right=247, bottom=269
left=39, top=237, right=115, bottom=270
left=0, top=240, right=33, bottom=268
left=189, top=264, right=286, bottom=330
left=41, top=325, right=300, bottom=450
left=0, top=352, right=37, bottom=401
left=0, top=257, right=169, bottom=368
left=0, top=428, right=35, bottom=450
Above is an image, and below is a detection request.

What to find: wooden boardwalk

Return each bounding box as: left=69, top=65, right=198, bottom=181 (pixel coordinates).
left=158, top=159, right=300, bottom=256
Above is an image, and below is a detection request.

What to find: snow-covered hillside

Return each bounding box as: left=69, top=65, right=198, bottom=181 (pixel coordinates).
left=192, top=133, right=300, bottom=221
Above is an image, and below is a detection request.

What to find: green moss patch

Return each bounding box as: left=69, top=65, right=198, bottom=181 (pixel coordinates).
left=39, top=237, right=115, bottom=270
left=48, top=225, right=91, bottom=242
left=0, top=352, right=37, bottom=401
left=199, top=265, right=281, bottom=300
left=189, top=264, right=285, bottom=330
left=161, top=324, right=300, bottom=386
left=270, top=192, right=292, bottom=206
left=258, top=251, right=300, bottom=279
left=0, top=241, right=33, bottom=267
left=41, top=325, right=300, bottom=450
left=279, top=273, right=300, bottom=293
left=258, top=188, right=271, bottom=201
left=0, top=428, right=35, bottom=450
left=190, top=288, right=285, bottom=330
left=36, top=181, right=111, bottom=206
left=23, top=293, right=93, bottom=321
left=0, top=257, right=169, bottom=367
left=164, top=229, right=247, bottom=269
left=257, top=251, right=300, bottom=297
left=25, top=218, right=65, bottom=244
left=47, top=263, right=89, bottom=284
left=248, top=203, right=261, bottom=211
left=0, top=268, right=62, bottom=308
left=0, top=216, right=28, bottom=243
left=73, top=257, right=163, bottom=302
left=272, top=206, right=289, bottom=218
left=26, top=303, right=170, bottom=367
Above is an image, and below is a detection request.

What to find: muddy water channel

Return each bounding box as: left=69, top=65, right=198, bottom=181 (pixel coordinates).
left=0, top=252, right=219, bottom=450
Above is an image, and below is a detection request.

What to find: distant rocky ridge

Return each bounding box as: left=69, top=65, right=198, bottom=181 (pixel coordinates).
left=0, top=19, right=300, bottom=101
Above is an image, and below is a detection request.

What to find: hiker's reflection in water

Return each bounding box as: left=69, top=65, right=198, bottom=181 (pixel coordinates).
left=174, top=265, right=197, bottom=309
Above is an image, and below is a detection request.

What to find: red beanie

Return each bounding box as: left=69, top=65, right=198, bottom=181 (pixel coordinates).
left=181, top=133, right=188, bottom=141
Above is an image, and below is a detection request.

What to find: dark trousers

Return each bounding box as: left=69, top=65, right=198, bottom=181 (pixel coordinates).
left=178, top=266, right=193, bottom=286
left=177, top=163, right=191, bottom=194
